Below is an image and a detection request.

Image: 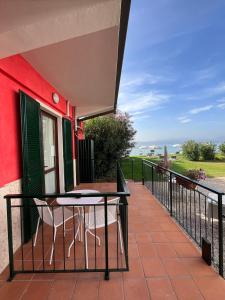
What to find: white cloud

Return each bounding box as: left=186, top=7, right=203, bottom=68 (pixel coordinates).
left=189, top=105, right=213, bottom=114
left=184, top=81, right=225, bottom=102
left=118, top=90, right=170, bottom=114
left=120, top=73, right=161, bottom=88
left=207, top=82, right=225, bottom=96
left=217, top=102, right=225, bottom=109
left=131, top=114, right=151, bottom=121
left=177, top=104, right=213, bottom=124
left=181, top=66, right=216, bottom=89
left=181, top=119, right=191, bottom=123
left=131, top=111, right=144, bottom=116
left=194, top=66, right=216, bottom=82
left=120, top=72, right=175, bottom=90
left=118, top=72, right=171, bottom=115
left=177, top=116, right=191, bottom=124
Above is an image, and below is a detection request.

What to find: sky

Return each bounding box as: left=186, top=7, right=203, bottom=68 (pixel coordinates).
left=118, top=0, right=225, bottom=144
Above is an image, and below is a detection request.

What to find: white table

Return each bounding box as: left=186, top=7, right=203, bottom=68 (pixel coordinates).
left=207, top=192, right=225, bottom=220
left=57, top=189, right=102, bottom=206
left=56, top=189, right=103, bottom=254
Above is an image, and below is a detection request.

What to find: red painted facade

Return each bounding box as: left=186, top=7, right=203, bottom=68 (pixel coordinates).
left=0, top=55, right=75, bottom=187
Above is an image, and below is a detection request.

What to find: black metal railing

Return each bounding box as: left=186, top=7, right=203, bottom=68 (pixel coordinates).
left=4, top=163, right=129, bottom=281
left=120, top=158, right=142, bottom=181
left=141, top=159, right=225, bottom=277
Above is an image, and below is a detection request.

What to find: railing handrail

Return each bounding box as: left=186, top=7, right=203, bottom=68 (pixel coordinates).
left=10, top=203, right=127, bottom=208
left=143, top=159, right=225, bottom=195
left=117, top=162, right=130, bottom=194
left=4, top=191, right=130, bottom=200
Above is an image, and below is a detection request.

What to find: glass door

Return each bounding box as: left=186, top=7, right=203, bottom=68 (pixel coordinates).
left=41, top=111, right=59, bottom=193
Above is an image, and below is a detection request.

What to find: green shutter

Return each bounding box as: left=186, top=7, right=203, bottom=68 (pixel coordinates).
left=62, top=118, right=74, bottom=191
left=20, top=91, right=44, bottom=242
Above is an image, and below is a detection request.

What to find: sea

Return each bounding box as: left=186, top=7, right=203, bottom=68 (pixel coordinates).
left=130, top=142, right=182, bottom=156
left=130, top=141, right=223, bottom=156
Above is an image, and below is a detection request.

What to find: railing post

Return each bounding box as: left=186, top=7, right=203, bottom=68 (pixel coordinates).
left=169, top=173, right=173, bottom=216
left=124, top=197, right=129, bottom=270
left=117, top=162, right=119, bottom=192
left=151, top=166, right=154, bottom=194
left=132, top=159, right=134, bottom=181
left=218, top=193, right=224, bottom=277
left=120, top=196, right=129, bottom=270
left=142, top=160, right=144, bottom=185
left=6, top=197, right=15, bottom=281
left=104, top=196, right=109, bottom=280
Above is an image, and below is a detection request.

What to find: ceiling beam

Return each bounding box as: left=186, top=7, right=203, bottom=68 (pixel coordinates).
left=114, top=0, right=131, bottom=112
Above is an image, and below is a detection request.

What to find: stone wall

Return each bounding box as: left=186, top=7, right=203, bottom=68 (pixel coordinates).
left=0, top=179, right=21, bottom=272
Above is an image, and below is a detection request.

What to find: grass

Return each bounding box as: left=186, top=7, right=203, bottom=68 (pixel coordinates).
left=121, top=154, right=225, bottom=181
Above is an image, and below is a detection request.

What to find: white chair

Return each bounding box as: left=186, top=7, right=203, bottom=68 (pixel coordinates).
left=68, top=197, right=123, bottom=268
left=33, top=198, right=79, bottom=265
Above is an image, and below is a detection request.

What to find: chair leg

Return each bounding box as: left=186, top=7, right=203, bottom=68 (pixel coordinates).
left=33, top=217, right=41, bottom=247
left=118, top=221, right=123, bottom=254
left=67, top=222, right=81, bottom=257
left=63, top=222, right=66, bottom=237
left=77, top=218, right=82, bottom=242
left=49, top=227, right=57, bottom=265
left=79, top=207, right=84, bottom=242
left=86, top=229, right=101, bottom=246
left=85, top=230, right=88, bottom=269
left=77, top=208, right=81, bottom=242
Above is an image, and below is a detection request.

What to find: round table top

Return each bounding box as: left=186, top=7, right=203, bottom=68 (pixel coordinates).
left=56, top=189, right=103, bottom=205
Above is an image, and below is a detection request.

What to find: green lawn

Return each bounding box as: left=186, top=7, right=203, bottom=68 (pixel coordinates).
left=121, top=155, right=225, bottom=180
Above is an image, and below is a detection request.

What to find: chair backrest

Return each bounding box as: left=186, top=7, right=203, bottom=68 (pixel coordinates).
left=33, top=198, right=54, bottom=227
left=87, top=197, right=120, bottom=229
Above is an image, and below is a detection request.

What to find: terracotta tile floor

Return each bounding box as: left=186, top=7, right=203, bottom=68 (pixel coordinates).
left=1, top=181, right=225, bottom=299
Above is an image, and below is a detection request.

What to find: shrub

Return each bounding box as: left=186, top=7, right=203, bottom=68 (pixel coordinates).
left=85, top=113, right=136, bottom=179
left=200, top=143, right=216, bottom=160
left=219, top=142, right=225, bottom=155
left=182, top=140, right=200, bottom=161
left=185, top=169, right=200, bottom=180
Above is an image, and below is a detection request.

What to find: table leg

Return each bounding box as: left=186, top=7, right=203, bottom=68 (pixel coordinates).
left=67, top=222, right=81, bottom=257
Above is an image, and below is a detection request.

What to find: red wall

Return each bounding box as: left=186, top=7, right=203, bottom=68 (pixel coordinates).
left=0, top=55, right=75, bottom=187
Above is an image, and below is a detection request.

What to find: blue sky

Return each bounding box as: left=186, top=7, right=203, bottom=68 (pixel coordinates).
left=118, top=0, right=225, bottom=143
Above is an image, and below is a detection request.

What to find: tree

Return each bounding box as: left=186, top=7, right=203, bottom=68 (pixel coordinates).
left=84, top=113, right=136, bottom=179
left=219, top=142, right=225, bottom=155
left=182, top=140, right=200, bottom=161
left=200, top=143, right=216, bottom=160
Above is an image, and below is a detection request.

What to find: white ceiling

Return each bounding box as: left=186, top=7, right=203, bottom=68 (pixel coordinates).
left=0, top=0, right=122, bottom=117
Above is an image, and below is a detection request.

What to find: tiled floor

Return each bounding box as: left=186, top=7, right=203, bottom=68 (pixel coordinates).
left=1, top=181, right=225, bottom=299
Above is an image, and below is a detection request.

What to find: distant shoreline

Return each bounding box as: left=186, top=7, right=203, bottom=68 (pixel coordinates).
left=130, top=143, right=182, bottom=156
left=130, top=141, right=222, bottom=156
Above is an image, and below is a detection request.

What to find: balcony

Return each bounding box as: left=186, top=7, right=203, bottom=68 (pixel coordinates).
left=1, top=168, right=225, bottom=299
